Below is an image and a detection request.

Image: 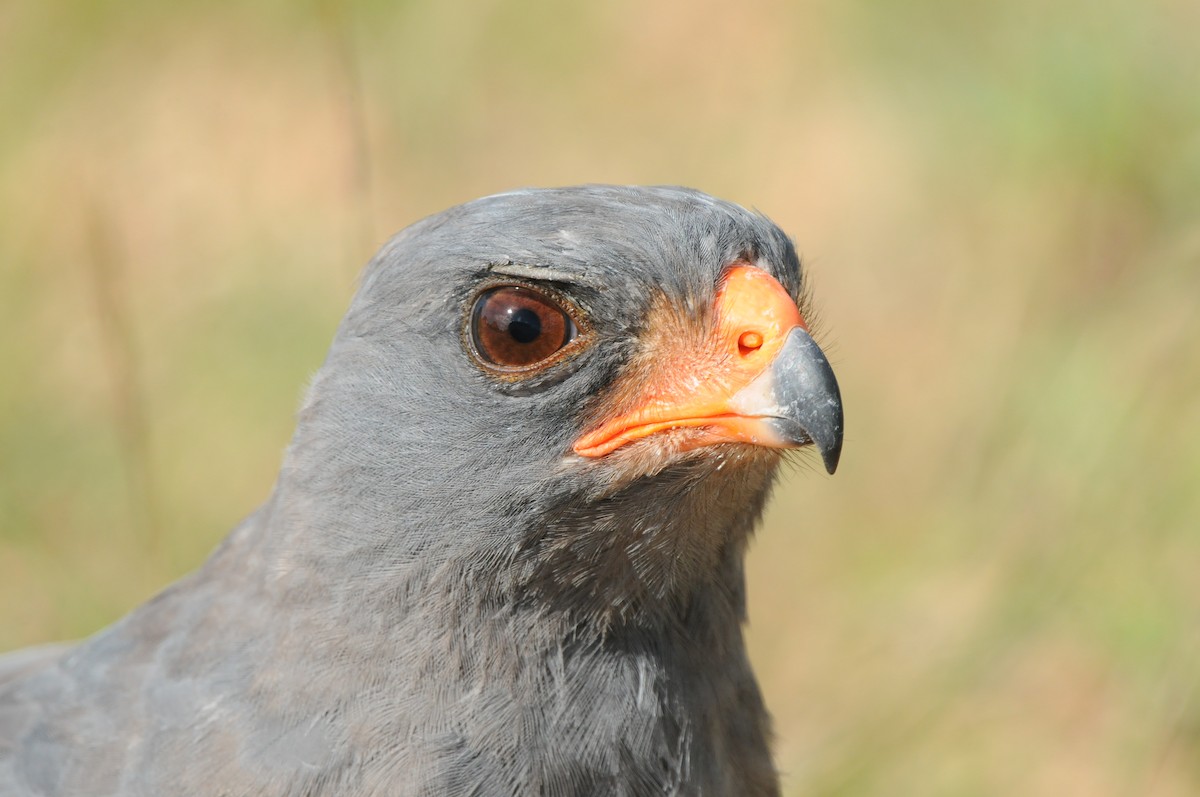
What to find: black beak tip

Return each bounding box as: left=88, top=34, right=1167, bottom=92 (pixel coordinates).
left=762, top=413, right=844, bottom=475
left=820, top=435, right=843, bottom=475
left=798, top=411, right=843, bottom=475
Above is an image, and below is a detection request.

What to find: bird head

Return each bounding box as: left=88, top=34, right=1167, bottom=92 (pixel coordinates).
left=273, top=186, right=842, bottom=627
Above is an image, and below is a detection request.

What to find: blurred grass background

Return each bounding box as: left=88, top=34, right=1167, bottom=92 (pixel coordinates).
left=2, top=1, right=1198, bottom=794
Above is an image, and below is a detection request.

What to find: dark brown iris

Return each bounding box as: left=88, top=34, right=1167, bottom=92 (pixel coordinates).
left=471, top=286, right=576, bottom=369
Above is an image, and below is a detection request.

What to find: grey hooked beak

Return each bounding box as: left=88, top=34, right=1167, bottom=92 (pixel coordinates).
left=730, top=327, right=844, bottom=474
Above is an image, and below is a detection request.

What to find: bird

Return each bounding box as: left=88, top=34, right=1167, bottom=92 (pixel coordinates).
left=0, top=185, right=843, bottom=796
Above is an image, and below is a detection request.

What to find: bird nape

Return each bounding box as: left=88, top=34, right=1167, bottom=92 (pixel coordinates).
left=0, top=186, right=843, bottom=796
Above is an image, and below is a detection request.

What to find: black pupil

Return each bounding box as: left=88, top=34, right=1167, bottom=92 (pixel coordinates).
left=507, top=307, right=542, bottom=344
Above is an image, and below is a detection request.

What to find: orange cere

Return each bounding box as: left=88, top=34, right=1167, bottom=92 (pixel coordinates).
left=574, top=264, right=807, bottom=458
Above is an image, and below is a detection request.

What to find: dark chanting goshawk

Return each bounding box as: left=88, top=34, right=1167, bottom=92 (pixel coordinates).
left=0, top=185, right=844, bottom=796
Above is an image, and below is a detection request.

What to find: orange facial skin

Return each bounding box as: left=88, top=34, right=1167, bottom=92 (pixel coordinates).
left=574, top=264, right=808, bottom=458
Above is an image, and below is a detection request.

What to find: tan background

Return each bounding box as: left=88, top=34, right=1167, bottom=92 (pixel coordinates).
left=2, top=1, right=1198, bottom=794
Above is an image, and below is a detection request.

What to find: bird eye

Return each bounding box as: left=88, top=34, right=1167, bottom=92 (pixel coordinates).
left=470, top=286, right=578, bottom=370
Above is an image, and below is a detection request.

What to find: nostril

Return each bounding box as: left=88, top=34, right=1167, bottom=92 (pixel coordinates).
left=738, top=330, right=763, bottom=357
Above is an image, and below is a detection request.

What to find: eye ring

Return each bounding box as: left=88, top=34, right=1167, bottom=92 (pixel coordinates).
left=466, top=283, right=585, bottom=375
